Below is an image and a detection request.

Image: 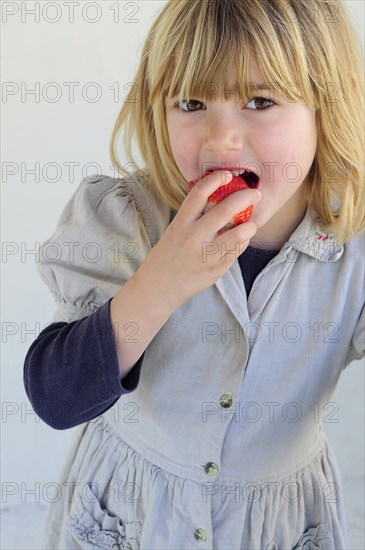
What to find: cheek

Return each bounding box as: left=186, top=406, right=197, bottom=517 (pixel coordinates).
left=257, top=113, right=317, bottom=178
left=166, top=124, right=198, bottom=172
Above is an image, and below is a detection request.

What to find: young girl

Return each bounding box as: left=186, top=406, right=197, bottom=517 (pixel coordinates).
left=24, top=0, right=364, bottom=548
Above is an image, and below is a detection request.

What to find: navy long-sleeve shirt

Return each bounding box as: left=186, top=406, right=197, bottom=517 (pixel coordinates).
left=24, top=246, right=278, bottom=429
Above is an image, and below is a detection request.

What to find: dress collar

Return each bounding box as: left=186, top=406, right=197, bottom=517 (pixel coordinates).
left=280, top=209, right=344, bottom=262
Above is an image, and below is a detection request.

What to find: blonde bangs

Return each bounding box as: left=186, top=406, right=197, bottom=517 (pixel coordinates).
left=149, top=0, right=318, bottom=109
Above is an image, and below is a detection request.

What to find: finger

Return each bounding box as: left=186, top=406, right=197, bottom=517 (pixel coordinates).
left=196, top=188, right=262, bottom=236
left=178, top=170, right=234, bottom=222
left=216, top=220, right=258, bottom=262
left=198, top=221, right=257, bottom=267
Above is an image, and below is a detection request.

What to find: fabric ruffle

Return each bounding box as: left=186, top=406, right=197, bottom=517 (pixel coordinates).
left=46, top=415, right=348, bottom=550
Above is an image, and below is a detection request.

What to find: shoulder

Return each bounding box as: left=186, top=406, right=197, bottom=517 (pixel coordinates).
left=341, top=229, right=365, bottom=275
left=76, top=169, right=158, bottom=204
left=342, top=229, right=365, bottom=253
left=60, top=169, right=172, bottom=246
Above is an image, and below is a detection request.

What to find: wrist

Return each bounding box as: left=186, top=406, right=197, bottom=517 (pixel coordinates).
left=131, top=267, right=178, bottom=317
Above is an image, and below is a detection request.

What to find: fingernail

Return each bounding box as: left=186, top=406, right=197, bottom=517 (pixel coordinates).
left=255, top=189, right=262, bottom=199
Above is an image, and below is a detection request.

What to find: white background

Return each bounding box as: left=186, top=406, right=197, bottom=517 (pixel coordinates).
left=1, top=1, right=364, bottom=548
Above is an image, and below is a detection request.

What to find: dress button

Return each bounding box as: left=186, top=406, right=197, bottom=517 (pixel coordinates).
left=204, top=462, right=219, bottom=476
left=265, top=543, right=278, bottom=550
left=194, top=528, right=207, bottom=541
left=220, top=392, right=233, bottom=408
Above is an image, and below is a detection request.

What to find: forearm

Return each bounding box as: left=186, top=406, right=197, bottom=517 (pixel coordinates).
left=110, top=272, right=175, bottom=379
left=23, top=302, right=133, bottom=430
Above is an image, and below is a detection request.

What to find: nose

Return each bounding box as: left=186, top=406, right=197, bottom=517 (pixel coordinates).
left=203, top=107, right=246, bottom=152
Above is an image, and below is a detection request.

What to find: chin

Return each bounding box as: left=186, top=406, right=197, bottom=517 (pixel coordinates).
left=250, top=209, right=270, bottom=229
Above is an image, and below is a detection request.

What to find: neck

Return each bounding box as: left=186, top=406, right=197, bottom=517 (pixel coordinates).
left=251, top=191, right=308, bottom=251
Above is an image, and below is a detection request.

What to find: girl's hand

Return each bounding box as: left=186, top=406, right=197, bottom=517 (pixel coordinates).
left=133, top=170, right=262, bottom=311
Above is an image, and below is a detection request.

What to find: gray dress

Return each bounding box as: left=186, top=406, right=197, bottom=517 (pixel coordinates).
left=36, top=170, right=364, bottom=549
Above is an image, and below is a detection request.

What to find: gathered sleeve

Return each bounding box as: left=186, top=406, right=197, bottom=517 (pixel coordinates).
left=35, top=174, right=153, bottom=323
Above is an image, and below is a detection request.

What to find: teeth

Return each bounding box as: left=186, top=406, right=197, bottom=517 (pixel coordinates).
left=233, top=170, right=252, bottom=177
left=207, top=168, right=254, bottom=177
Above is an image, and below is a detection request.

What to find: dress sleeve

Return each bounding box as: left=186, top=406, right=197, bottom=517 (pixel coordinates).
left=35, top=173, right=152, bottom=323
left=23, top=173, right=156, bottom=429
left=345, top=302, right=365, bottom=367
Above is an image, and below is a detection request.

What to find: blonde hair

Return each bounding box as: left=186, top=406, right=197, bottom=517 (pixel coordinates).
left=110, top=0, right=364, bottom=244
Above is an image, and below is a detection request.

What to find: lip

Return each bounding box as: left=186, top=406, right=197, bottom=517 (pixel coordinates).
left=204, top=164, right=260, bottom=189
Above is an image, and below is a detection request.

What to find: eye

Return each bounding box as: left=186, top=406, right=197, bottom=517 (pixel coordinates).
left=246, top=97, right=275, bottom=110
left=173, top=99, right=205, bottom=112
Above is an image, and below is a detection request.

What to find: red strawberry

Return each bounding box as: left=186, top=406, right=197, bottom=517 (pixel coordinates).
left=188, top=172, right=254, bottom=233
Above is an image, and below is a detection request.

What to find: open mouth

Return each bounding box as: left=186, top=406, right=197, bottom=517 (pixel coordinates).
left=240, top=170, right=259, bottom=189
left=207, top=169, right=260, bottom=189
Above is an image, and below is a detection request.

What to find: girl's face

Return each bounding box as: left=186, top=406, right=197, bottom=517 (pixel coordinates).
left=165, top=62, right=318, bottom=249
